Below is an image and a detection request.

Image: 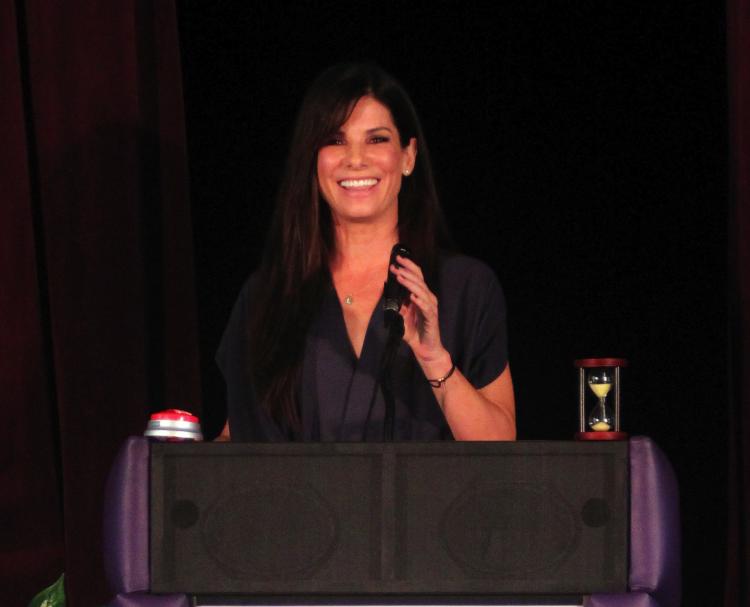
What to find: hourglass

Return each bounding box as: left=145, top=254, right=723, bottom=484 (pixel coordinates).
left=574, top=358, right=628, bottom=440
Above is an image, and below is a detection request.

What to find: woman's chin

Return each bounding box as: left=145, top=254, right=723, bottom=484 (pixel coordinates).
left=329, top=200, right=398, bottom=227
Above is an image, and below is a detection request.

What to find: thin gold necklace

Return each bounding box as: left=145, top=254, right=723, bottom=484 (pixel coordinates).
left=342, top=279, right=380, bottom=305
left=336, top=266, right=385, bottom=306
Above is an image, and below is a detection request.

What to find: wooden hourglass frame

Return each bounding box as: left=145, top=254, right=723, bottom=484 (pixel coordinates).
left=574, top=358, right=628, bottom=441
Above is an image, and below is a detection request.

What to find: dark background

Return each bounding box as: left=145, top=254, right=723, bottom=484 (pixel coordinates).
left=179, top=3, right=727, bottom=604
left=2, top=1, right=739, bottom=606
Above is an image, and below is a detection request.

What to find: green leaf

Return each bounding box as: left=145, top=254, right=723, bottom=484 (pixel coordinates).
left=27, top=573, right=65, bottom=607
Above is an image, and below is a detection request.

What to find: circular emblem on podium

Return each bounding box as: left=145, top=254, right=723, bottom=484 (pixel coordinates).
left=201, top=484, right=338, bottom=578
left=439, top=481, right=579, bottom=576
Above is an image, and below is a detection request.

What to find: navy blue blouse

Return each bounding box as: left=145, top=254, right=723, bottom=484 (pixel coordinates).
left=216, top=254, right=508, bottom=441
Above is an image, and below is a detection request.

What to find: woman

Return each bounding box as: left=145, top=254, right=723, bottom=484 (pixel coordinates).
left=217, top=62, right=515, bottom=441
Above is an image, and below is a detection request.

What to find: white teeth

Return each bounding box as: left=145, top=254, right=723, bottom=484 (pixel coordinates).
left=339, top=178, right=378, bottom=188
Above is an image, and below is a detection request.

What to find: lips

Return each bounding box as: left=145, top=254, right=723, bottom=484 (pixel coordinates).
left=338, top=178, right=379, bottom=189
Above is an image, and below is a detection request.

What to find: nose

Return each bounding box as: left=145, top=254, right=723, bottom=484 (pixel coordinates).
left=345, top=142, right=366, bottom=168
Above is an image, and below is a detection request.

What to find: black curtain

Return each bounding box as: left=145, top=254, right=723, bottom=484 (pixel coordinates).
left=726, top=0, right=750, bottom=603
left=179, top=3, right=729, bottom=606
left=0, top=2, right=200, bottom=605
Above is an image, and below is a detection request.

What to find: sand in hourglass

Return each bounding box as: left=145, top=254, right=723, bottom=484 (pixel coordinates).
left=589, top=383, right=612, bottom=399
left=589, top=382, right=612, bottom=430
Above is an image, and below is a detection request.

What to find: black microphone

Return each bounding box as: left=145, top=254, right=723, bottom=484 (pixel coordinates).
left=383, top=243, right=411, bottom=330
left=381, top=243, right=411, bottom=441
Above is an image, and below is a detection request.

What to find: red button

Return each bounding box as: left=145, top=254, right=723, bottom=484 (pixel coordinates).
left=150, top=409, right=200, bottom=423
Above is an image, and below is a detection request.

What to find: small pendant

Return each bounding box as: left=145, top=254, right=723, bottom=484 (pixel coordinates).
left=344, top=295, right=354, bottom=305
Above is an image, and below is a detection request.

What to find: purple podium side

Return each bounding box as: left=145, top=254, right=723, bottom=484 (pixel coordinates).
left=102, top=436, right=680, bottom=607
left=585, top=436, right=681, bottom=607
left=102, top=437, right=188, bottom=607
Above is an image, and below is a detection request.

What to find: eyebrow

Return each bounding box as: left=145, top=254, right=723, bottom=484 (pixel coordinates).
left=332, top=126, right=394, bottom=137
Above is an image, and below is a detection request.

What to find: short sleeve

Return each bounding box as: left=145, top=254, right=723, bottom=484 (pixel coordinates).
left=464, top=269, right=508, bottom=387
left=216, top=274, right=288, bottom=441
left=216, top=277, right=253, bottom=386
left=439, top=256, right=509, bottom=390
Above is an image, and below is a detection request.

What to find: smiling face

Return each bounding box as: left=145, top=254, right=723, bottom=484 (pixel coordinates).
left=316, top=96, right=416, bottom=228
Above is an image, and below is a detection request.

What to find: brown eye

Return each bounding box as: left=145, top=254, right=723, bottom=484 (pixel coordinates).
left=323, top=135, right=344, bottom=146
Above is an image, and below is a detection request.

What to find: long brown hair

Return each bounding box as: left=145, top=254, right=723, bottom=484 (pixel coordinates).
left=249, top=62, right=451, bottom=431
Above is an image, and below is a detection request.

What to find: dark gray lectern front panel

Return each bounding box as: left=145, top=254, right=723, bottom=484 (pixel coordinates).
left=150, top=442, right=628, bottom=596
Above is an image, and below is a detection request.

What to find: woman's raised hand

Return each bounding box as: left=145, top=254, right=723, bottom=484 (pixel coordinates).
left=391, top=254, right=516, bottom=440
left=391, top=255, right=451, bottom=372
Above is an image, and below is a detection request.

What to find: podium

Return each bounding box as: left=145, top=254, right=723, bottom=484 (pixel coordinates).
left=102, top=438, right=680, bottom=607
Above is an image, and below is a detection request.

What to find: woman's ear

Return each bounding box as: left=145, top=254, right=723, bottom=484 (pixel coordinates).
left=403, top=137, right=418, bottom=174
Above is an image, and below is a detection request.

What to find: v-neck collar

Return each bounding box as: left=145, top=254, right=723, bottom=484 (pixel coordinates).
left=305, top=279, right=389, bottom=440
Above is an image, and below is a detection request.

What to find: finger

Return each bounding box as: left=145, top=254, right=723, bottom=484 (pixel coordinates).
left=395, top=255, right=424, bottom=279
left=396, top=272, right=438, bottom=307
left=398, top=301, right=420, bottom=339
left=391, top=264, right=435, bottom=304
left=399, top=299, right=416, bottom=323
left=396, top=271, right=434, bottom=300
left=395, top=255, right=424, bottom=281
left=402, top=286, right=438, bottom=323
left=391, top=261, right=430, bottom=291
left=408, top=292, right=435, bottom=319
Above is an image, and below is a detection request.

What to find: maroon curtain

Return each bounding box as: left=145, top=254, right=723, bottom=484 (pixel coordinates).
left=0, top=0, right=65, bottom=602
left=0, top=2, right=201, bottom=606
left=727, top=0, right=750, bottom=604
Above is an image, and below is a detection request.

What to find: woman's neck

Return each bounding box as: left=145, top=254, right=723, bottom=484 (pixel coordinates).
left=330, top=221, right=399, bottom=275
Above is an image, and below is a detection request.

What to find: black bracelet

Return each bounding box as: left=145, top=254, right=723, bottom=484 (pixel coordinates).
left=427, top=362, right=456, bottom=388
